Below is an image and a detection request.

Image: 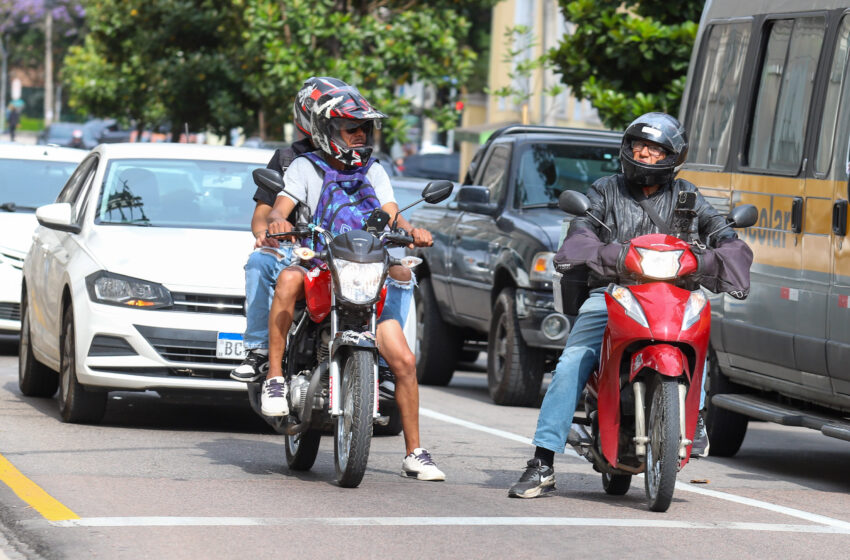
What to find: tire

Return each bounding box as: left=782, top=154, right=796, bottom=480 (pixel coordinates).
left=602, top=472, right=632, bottom=495
left=18, top=293, right=58, bottom=397
left=459, top=350, right=480, bottom=363
left=334, top=349, right=374, bottom=488
left=58, top=306, right=107, bottom=424
left=705, top=349, right=749, bottom=457
left=373, top=402, right=403, bottom=436
left=285, top=429, right=322, bottom=471
left=414, top=277, right=458, bottom=386
left=644, top=376, right=680, bottom=512
left=487, top=288, right=544, bottom=406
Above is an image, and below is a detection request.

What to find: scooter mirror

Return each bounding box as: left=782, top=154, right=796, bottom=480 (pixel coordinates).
left=252, top=168, right=284, bottom=198
left=558, top=190, right=591, bottom=215
left=729, top=204, right=758, bottom=228
left=422, top=181, right=454, bottom=204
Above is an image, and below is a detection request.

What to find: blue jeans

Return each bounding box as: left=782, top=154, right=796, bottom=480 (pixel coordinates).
left=243, top=245, right=296, bottom=350
left=533, top=290, right=608, bottom=453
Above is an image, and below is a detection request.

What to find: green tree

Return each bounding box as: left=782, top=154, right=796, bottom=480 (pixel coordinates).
left=550, top=0, right=703, bottom=130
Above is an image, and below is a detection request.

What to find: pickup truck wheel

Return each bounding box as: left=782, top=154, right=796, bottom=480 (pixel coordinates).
left=414, top=277, right=458, bottom=386
left=705, top=349, right=749, bottom=457
left=487, top=288, right=544, bottom=406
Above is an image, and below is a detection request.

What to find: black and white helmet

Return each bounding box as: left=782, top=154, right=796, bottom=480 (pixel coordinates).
left=620, top=112, right=688, bottom=187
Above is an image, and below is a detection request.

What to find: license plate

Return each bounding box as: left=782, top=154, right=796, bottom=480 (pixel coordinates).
left=216, top=332, right=245, bottom=360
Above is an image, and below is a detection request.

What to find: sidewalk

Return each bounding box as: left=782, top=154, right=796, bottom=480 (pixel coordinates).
left=0, top=130, right=37, bottom=145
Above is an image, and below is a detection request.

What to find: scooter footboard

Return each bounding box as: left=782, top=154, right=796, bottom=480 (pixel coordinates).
left=628, top=344, right=691, bottom=382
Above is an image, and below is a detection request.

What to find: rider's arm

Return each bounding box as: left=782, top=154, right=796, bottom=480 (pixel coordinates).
left=251, top=203, right=278, bottom=248
left=267, top=194, right=296, bottom=235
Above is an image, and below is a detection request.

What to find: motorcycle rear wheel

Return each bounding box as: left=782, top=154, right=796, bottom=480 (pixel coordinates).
left=334, top=349, right=374, bottom=488
left=285, top=428, right=322, bottom=471
left=644, top=376, right=680, bottom=512
left=602, top=472, right=632, bottom=495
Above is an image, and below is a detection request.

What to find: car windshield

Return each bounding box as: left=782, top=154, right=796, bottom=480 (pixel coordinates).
left=515, top=143, right=620, bottom=207
left=1, top=159, right=80, bottom=209
left=95, top=158, right=260, bottom=230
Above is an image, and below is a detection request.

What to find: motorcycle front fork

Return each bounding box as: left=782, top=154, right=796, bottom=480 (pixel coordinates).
left=632, top=380, right=692, bottom=462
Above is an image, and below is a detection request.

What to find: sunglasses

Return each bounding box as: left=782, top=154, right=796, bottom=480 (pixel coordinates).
left=631, top=140, right=668, bottom=157
left=339, top=120, right=373, bottom=134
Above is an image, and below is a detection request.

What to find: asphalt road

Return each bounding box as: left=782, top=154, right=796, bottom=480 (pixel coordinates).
left=1, top=342, right=850, bottom=559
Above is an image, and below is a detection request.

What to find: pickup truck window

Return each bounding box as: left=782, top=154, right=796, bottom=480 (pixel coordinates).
left=515, top=143, right=620, bottom=207
left=479, top=144, right=512, bottom=205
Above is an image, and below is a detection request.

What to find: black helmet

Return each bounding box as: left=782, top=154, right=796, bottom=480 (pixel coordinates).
left=620, top=112, right=688, bottom=187
left=309, top=84, right=387, bottom=168
left=293, top=77, right=349, bottom=138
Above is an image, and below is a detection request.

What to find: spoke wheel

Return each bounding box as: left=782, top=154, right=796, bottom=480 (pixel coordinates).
left=644, top=376, right=680, bottom=512
left=334, top=350, right=374, bottom=488
left=18, top=293, right=58, bottom=397
left=58, top=306, right=107, bottom=424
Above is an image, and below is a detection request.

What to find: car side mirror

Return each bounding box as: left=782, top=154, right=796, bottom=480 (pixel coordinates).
left=456, top=185, right=498, bottom=215
left=36, top=203, right=81, bottom=233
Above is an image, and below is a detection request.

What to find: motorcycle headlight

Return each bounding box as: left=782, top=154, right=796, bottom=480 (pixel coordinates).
left=607, top=285, right=649, bottom=328
left=334, top=260, right=385, bottom=303
left=635, top=248, right=682, bottom=280
left=681, top=290, right=708, bottom=331
left=530, top=252, right=555, bottom=283
left=85, top=271, right=172, bottom=309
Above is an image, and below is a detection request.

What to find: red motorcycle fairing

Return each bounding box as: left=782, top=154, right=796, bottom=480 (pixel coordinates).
left=596, top=281, right=711, bottom=468
left=622, top=234, right=699, bottom=278
left=304, top=264, right=388, bottom=323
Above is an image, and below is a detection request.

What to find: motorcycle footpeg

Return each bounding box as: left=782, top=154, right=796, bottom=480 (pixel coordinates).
left=374, top=415, right=390, bottom=426
left=567, top=423, right=592, bottom=447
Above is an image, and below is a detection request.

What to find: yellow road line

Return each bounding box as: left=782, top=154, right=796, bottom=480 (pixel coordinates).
left=0, top=453, right=78, bottom=521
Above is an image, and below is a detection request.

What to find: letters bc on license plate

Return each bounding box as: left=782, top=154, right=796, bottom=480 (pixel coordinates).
left=216, top=332, right=245, bottom=360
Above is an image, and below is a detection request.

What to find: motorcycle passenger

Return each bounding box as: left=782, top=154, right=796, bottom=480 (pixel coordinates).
left=231, top=77, right=412, bottom=391
left=265, top=81, right=445, bottom=481
left=508, top=112, right=753, bottom=499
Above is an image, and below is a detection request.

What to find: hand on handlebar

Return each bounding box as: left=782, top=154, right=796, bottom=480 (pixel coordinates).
left=410, top=227, right=433, bottom=248
left=268, top=219, right=294, bottom=236
left=254, top=230, right=280, bottom=249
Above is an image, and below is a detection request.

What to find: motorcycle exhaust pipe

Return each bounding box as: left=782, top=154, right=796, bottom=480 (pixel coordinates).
left=633, top=381, right=648, bottom=459
left=282, top=362, right=328, bottom=436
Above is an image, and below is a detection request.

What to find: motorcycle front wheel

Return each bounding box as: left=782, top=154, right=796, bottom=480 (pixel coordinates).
left=644, top=375, right=680, bottom=512
left=334, top=349, right=375, bottom=488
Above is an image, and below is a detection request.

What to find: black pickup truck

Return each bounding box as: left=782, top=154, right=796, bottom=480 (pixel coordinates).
left=409, top=125, right=622, bottom=406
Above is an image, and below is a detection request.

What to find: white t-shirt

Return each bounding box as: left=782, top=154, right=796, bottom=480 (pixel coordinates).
left=276, top=156, right=395, bottom=215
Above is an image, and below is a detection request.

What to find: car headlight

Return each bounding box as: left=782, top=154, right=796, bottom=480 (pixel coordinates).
left=334, top=260, right=384, bottom=304
left=681, top=290, right=708, bottom=331
left=85, top=271, right=172, bottom=309
left=530, top=252, right=555, bottom=283
left=607, top=285, right=649, bottom=328
left=635, top=248, right=682, bottom=280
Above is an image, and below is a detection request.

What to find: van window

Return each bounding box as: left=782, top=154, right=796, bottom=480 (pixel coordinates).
left=826, top=16, right=850, bottom=181
left=746, top=17, right=825, bottom=173
left=815, top=16, right=850, bottom=177
left=688, top=22, right=750, bottom=166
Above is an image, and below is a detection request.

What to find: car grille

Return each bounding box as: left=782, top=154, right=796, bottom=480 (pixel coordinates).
left=0, top=250, right=24, bottom=271
left=169, top=292, right=245, bottom=316
left=134, top=325, right=241, bottom=365
left=0, top=303, right=21, bottom=321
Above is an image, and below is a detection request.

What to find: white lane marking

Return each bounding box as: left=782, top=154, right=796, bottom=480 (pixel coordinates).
left=48, top=516, right=850, bottom=533
left=419, top=407, right=850, bottom=529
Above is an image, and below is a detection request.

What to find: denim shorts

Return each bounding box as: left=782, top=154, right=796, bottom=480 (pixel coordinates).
left=378, top=273, right=416, bottom=326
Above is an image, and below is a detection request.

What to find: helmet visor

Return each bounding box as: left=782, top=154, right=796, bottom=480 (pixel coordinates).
left=329, top=118, right=378, bottom=149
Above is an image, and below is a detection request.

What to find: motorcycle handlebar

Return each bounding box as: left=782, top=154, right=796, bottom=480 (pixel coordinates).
left=383, top=230, right=414, bottom=247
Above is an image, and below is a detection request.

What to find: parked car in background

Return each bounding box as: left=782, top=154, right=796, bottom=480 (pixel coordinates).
left=408, top=125, right=622, bottom=406
left=19, top=143, right=274, bottom=423
left=37, top=122, right=95, bottom=150
left=400, top=152, right=461, bottom=182
left=0, top=145, right=86, bottom=341
left=85, top=118, right=133, bottom=144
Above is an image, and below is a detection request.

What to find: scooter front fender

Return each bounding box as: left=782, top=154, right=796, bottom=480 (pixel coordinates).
left=628, top=344, right=691, bottom=382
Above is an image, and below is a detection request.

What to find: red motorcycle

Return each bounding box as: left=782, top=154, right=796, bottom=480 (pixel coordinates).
left=555, top=190, right=756, bottom=511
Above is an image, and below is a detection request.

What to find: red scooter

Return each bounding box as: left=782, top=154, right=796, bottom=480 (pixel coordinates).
left=555, top=190, right=756, bottom=511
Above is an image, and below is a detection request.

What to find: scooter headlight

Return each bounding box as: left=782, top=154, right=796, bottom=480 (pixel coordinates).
left=607, top=285, right=649, bottom=328
left=681, top=290, right=708, bottom=331
left=334, top=260, right=385, bottom=303
left=635, top=248, right=682, bottom=280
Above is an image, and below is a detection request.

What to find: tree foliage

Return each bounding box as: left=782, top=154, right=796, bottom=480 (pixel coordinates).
left=550, top=0, right=703, bottom=130
left=1, top=1, right=86, bottom=78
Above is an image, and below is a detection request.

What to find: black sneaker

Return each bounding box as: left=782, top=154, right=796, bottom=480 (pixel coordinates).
left=691, top=415, right=710, bottom=458
left=508, top=458, right=555, bottom=498
left=378, top=365, right=395, bottom=401
left=229, top=350, right=269, bottom=382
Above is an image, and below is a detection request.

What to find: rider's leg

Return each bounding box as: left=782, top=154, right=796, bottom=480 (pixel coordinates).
left=377, top=266, right=415, bottom=397
left=377, top=317, right=445, bottom=481
left=262, top=267, right=305, bottom=417
left=509, top=290, right=608, bottom=498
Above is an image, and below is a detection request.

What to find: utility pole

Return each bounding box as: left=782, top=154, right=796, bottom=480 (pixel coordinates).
left=0, top=33, right=6, bottom=133
left=44, top=6, right=53, bottom=127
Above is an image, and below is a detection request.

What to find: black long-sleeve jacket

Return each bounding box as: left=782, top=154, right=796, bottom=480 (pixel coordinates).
left=554, top=174, right=753, bottom=297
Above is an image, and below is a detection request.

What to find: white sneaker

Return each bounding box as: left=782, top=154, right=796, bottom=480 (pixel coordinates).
left=261, top=377, right=289, bottom=417
left=401, top=448, right=446, bottom=481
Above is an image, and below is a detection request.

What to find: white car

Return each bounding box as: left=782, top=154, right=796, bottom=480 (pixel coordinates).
left=19, top=143, right=274, bottom=423
left=0, top=145, right=85, bottom=340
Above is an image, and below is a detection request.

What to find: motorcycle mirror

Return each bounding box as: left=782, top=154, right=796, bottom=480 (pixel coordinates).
left=558, top=190, right=591, bottom=215
left=422, top=180, right=454, bottom=204
left=729, top=204, right=758, bottom=228
left=252, top=167, right=309, bottom=211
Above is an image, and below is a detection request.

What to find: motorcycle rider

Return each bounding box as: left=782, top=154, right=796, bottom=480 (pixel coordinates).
left=265, top=80, right=445, bottom=481
left=231, top=76, right=411, bottom=396
left=508, top=112, right=753, bottom=498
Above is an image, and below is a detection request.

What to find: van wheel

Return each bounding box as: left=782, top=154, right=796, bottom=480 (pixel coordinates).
left=414, top=277, right=458, bottom=386
left=487, top=288, right=544, bottom=406
left=58, top=306, right=107, bottom=424
left=705, top=349, right=748, bottom=457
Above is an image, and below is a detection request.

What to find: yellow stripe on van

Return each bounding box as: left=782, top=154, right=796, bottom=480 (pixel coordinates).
left=0, top=453, right=79, bottom=521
